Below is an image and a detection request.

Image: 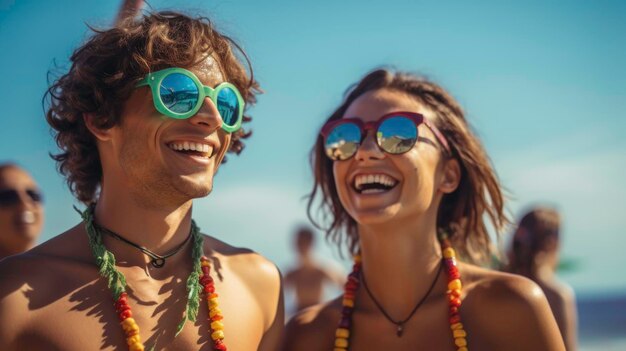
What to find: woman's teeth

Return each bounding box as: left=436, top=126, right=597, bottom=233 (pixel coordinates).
left=353, top=174, right=398, bottom=194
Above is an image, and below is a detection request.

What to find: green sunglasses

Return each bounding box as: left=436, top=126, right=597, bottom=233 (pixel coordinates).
left=136, top=67, right=245, bottom=133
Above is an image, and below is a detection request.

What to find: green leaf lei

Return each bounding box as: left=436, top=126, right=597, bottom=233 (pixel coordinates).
left=77, top=205, right=205, bottom=337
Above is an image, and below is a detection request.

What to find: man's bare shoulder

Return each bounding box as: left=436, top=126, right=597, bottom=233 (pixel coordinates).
left=460, top=263, right=565, bottom=350
left=0, top=224, right=96, bottom=350
left=282, top=297, right=341, bottom=351
left=0, top=223, right=92, bottom=281
left=202, top=233, right=279, bottom=283
left=201, top=233, right=283, bottom=329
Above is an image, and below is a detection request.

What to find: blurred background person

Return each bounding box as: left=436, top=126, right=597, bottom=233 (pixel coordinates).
left=284, top=225, right=345, bottom=312
left=507, top=206, right=578, bottom=351
left=0, top=163, right=44, bottom=260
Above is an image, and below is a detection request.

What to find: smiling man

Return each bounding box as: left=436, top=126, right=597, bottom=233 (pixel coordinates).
left=0, top=163, right=44, bottom=260
left=0, top=12, right=283, bottom=351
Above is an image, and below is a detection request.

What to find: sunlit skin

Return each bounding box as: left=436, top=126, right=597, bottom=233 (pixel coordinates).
left=282, top=89, right=565, bottom=351
left=0, top=166, right=44, bottom=259
left=0, top=56, right=284, bottom=351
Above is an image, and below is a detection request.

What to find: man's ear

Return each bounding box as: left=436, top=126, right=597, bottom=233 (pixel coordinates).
left=83, top=113, right=113, bottom=141
left=439, top=158, right=461, bottom=194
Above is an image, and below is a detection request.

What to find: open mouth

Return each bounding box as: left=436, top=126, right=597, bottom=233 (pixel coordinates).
left=15, top=211, right=36, bottom=226
left=353, top=173, right=399, bottom=195
left=167, top=141, right=214, bottom=159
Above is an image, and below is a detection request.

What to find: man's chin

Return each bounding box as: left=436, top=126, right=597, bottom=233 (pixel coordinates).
left=176, top=178, right=213, bottom=199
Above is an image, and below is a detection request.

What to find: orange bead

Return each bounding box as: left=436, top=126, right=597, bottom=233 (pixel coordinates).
left=454, top=337, right=467, bottom=347
left=334, top=337, right=348, bottom=348
left=450, top=322, right=464, bottom=330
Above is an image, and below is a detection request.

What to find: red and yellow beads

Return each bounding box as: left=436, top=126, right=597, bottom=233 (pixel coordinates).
left=333, top=254, right=361, bottom=351
left=115, top=292, right=145, bottom=351
left=334, top=237, right=469, bottom=350
left=333, top=255, right=361, bottom=351
left=200, top=256, right=227, bottom=351
left=110, top=256, right=227, bottom=351
left=441, top=234, right=468, bottom=351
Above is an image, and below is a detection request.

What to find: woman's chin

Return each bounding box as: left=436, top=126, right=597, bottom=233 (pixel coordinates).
left=349, top=203, right=402, bottom=226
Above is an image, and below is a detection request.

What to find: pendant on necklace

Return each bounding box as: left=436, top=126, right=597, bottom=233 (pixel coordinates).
left=396, top=324, right=404, bottom=337
left=151, top=258, right=165, bottom=268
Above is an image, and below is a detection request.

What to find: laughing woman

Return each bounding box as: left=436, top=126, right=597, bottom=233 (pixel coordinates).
left=282, top=69, right=566, bottom=351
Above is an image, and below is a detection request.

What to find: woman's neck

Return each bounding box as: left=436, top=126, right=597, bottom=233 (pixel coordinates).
left=357, top=218, right=443, bottom=320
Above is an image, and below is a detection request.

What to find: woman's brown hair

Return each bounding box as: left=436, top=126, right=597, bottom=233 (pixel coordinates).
left=45, top=11, right=260, bottom=204
left=307, top=68, right=508, bottom=264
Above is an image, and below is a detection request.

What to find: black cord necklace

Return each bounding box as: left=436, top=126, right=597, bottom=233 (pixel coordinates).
left=95, top=223, right=193, bottom=268
left=361, top=259, right=443, bottom=337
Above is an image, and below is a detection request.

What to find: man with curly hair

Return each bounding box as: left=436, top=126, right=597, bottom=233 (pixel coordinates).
left=0, top=11, right=283, bottom=351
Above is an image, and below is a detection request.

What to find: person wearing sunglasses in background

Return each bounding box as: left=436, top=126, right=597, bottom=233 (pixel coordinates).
left=0, top=163, right=44, bottom=260
left=282, top=69, right=566, bottom=351
left=0, top=12, right=283, bottom=351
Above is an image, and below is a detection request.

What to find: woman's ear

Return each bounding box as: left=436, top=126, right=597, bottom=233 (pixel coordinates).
left=439, top=158, right=461, bottom=194
left=83, top=113, right=112, bottom=141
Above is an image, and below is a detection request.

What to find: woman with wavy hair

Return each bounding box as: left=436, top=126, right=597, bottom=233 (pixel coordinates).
left=282, top=69, right=565, bottom=350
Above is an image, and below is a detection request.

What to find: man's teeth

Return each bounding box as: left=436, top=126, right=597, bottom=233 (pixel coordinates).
left=354, top=174, right=398, bottom=192
left=168, top=142, right=212, bottom=154
left=20, top=211, right=35, bottom=224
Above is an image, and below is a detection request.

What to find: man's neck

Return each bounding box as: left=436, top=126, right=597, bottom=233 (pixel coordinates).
left=93, top=187, right=194, bottom=268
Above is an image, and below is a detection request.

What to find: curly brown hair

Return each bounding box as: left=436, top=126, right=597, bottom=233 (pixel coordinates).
left=45, top=11, right=260, bottom=204
left=307, top=68, right=509, bottom=264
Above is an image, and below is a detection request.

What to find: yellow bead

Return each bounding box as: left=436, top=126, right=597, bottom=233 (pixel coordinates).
left=209, top=297, right=219, bottom=308
left=453, top=329, right=467, bottom=338
left=353, top=255, right=361, bottom=263
left=129, top=342, right=144, bottom=351
left=342, top=298, right=354, bottom=307
left=455, top=337, right=467, bottom=347
left=126, top=334, right=141, bottom=345
left=458, top=348, right=468, bottom=351
left=451, top=322, right=464, bottom=330
left=211, top=321, right=224, bottom=331
left=335, top=337, right=348, bottom=348
left=201, top=260, right=210, bottom=267
left=209, top=307, right=222, bottom=318
left=448, top=279, right=462, bottom=291
left=335, top=328, right=350, bottom=338
left=122, top=318, right=139, bottom=333
left=211, top=330, right=225, bottom=340
left=443, top=247, right=456, bottom=259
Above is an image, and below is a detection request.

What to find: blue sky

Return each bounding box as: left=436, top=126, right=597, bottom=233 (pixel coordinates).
left=1, top=0, right=625, bottom=296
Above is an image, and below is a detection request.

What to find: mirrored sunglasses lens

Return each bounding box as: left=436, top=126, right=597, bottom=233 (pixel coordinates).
left=377, top=116, right=417, bottom=154
left=159, top=73, right=199, bottom=114
left=216, top=87, right=241, bottom=126
left=324, top=123, right=361, bottom=160
left=0, top=189, right=20, bottom=206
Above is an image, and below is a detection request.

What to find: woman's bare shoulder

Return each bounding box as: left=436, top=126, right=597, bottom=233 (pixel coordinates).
left=282, top=297, right=342, bottom=351
left=460, top=263, right=566, bottom=351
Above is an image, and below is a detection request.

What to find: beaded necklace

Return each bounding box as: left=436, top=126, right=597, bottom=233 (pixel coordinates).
left=78, top=206, right=228, bottom=351
left=334, top=232, right=468, bottom=351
